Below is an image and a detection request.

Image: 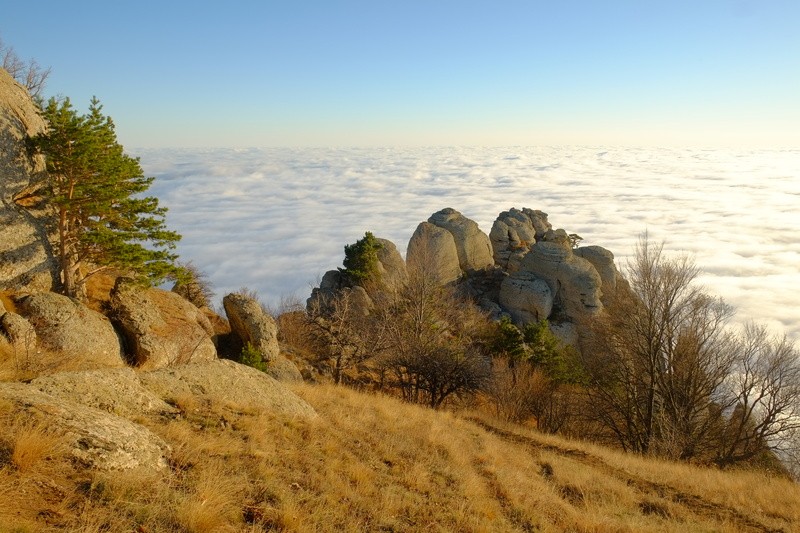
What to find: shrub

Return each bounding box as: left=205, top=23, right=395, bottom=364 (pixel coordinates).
left=239, top=343, right=268, bottom=373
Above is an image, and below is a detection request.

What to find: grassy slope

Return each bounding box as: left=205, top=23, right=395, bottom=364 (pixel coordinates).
left=0, top=382, right=798, bottom=532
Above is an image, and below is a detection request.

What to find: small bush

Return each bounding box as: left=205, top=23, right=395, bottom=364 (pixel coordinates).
left=240, top=343, right=268, bottom=373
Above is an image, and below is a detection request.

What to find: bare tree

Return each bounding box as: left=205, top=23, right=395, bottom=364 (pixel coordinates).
left=581, top=235, right=736, bottom=459
left=717, top=323, right=800, bottom=467
left=1, top=37, right=51, bottom=98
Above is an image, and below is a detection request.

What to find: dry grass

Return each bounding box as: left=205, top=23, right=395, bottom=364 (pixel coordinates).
left=0, top=381, right=798, bottom=531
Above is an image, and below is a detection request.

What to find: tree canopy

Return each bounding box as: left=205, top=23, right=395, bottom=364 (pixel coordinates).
left=31, top=96, right=183, bottom=298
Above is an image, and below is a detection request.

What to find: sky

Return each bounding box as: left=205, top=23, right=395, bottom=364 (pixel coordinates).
left=2, top=1, right=799, bottom=148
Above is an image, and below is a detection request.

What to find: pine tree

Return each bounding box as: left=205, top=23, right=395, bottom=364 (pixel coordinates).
left=31, top=97, right=183, bottom=298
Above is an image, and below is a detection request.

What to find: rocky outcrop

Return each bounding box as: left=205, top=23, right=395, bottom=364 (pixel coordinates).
left=490, top=208, right=552, bottom=271
left=140, top=359, right=317, bottom=419
left=406, top=221, right=462, bottom=284
left=30, top=368, right=177, bottom=417
left=0, top=305, right=36, bottom=355
left=0, top=68, right=57, bottom=292
left=427, top=208, right=493, bottom=273
left=15, top=292, right=125, bottom=369
left=223, top=292, right=302, bottom=381
left=574, top=245, right=618, bottom=300
left=375, top=237, right=407, bottom=288
left=499, top=272, right=553, bottom=326
left=111, top=283, right=217, bottom=370
left=0, top=382, right=170, bottom=471
left=518, top=240, right=603, bottom=321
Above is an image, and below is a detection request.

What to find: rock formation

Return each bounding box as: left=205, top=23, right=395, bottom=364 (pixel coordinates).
left=0, top=68, right=57, bottom=292
left=490, top=207, right=552, bottom=271
left=0, top=382, right=170, bottom=471
left=375, top=237, right=408, bottom=288
left=140, top=359, right=317, bottom=419
left=427, top=208, right=493, bottom=273
left=223, top=292, right=302, bottom=381
left=499, top=272, right=553, bottom=325
left=406, top=221, right=462, bottom=284
left=15, top=292, right=125, bottom=369
left=110, top=282, right=217, bottom=370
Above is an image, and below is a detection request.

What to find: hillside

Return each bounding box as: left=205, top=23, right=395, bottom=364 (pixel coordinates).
left=2, top=381, right=798, bottom=532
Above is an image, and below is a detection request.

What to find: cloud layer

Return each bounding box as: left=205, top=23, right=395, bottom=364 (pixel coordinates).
left=141, top=146, right=800, bottom=340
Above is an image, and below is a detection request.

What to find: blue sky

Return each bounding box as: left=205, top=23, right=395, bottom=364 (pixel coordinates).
left=2, top=1, right=798, bottom=148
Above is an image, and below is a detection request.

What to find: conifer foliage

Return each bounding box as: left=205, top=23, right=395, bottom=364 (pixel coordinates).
left=31, top=97, right=183, bottom=298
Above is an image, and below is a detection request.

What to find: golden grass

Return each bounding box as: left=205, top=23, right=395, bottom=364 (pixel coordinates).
left=0, top=381, right=798, bottom=531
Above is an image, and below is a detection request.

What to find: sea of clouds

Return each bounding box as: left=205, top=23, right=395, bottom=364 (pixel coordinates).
left=140, top=146, right=800, bottom=341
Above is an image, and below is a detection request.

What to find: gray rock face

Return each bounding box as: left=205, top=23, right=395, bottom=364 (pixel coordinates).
left=0, top=69, right=57, bottom=292
left=375, top=238, right=408, bottom=288
left=30, top=367, right=177, bottom=417
left=490, top=208, right=552, bottom=270
left=406, top=221, right=461, bottom=284
left=223, top=292, right=302, bottom=381
left=0, top=382, right=170, bottom=471
left=499, top=272, right=553, bottom=326
left=574, top=245, right=618, bottom=298
left=111, top=283, right=217, bottom=370
left=428, top=208, right=493, bottom=273
left=16, top=292, right=125, bottom=369
left=519, top=241, right=603, bottom=321
left=140, top=359, right=317, bottom=419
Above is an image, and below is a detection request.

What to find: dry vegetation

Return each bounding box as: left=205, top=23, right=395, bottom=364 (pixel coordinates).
left=0, top=381, right=798, bottom=532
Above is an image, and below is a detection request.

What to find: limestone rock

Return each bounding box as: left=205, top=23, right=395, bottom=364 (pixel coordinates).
left=428, top=208, right=493, bottom=273
left=0, top=382, right=170, bottom=471
left=223, top=292, right=302, bottom=381
left=549, top=321, right=579, bottom=348
left=111, top=283, right=217, bottom=370
left=406, top=221, right=461, bottom=284
left=490, top=208, right=552, bottom=270
left=0, top=68, right=57, bottom=292
left=574, top=245, right=618, bottom=299
left=30, top=367, right=177, bottom=417
left=375, top=237, right=407, bottom=288
left=499, top=272, right=553, bottom=326
left=140, top=359, right=317, bottom=419
left=16, top=292, right=125, bottom=369
left=519, top=240, right=603, bottom=321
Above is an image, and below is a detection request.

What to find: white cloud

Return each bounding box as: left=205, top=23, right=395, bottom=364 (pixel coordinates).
left=141, top=146, right=800, bottom=340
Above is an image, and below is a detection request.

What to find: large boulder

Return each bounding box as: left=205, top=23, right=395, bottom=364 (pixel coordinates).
left=140, top=359, right=317, bottom=419
left=518, top=239, right=603, bottom=321
left=223, top=292, right=302, bottom=381
left=0, top=306, right=36, bottom=355
left=15, top=292, right=125, bottom=369
left=574, top=245, right=618, bottom=300
left=0, top=68, right=57, bottom=292
left=490, top=208, right=552, bottom=271
left=499, top=272, right=553, bottom=326
left=375, top=237, right=408, bottom=288
left=406, top=221, right=461, bottom=284
left=0, top=382, right=170, bottom=471
left=427, top=208, right=493, bottom=273
left=110, top=283, right=217, bottom=370
left=30, top=367, right=177, bottom=417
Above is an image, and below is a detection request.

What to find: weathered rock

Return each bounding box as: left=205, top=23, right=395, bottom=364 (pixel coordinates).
left=428, top=208, right=493, bottom=273
left=140, top=359, right=317, bottom=419
left=223, top=292, right=302, bottom=381
left=499, top=272, right=553, bottom=326
left=406, top=221, right=461, bottom=284
left=0, top=68, right=57, bottom=292
left=574, top=245, right=618, bottom=299
left=30, top=367, right=177, bottom=417
left=519, top=240, right=603, bottom=321
left=16, top=292, right=125, bottom=369
left=0, top=382, right=170, bottom=471
left=111, top=283, right=217, bottom=370
left=375, top=237, right=408, bottom=288
left=490, top=208, right=552, bottom=270
left=549, top=321, right=579, bottom=348
left=0, top=308, right=36, bottom=355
